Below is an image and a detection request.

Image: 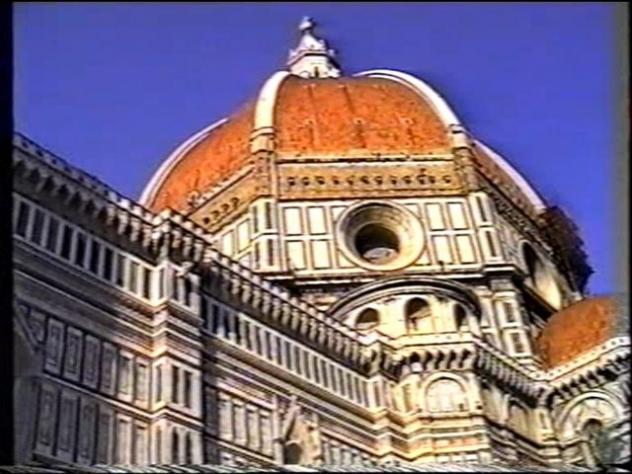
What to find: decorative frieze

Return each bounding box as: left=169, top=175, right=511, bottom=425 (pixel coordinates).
left=278, top=162, right=464, bottom=200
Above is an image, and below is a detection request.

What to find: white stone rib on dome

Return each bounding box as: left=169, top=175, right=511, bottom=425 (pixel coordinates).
left=475, top=140, right=546, bottom=212
left=354, top=69, right=462, bottom=127
left=139, top=118, right=228, bottom=206
left=253, top=70, right=291, bottom=131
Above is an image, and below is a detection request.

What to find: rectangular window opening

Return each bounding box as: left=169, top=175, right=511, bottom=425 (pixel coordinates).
left=15, top=201, right=31, bottom=237
left=74, top=233, right=86, bottom=267
left=129, top=261, right=139, bottom=294
left=60, top=225, right=74, bottom=260
left=184, top=371, right=192, bottom=409
left=142, top=267, right=151, bottom=299
left=45, top=216, right=60, bottom=253
left=89, top=240, right=101, bottom=274
left=172, top=366, right=180, bottom=404
left=115, top=254, right=126, bottom=287
left=264, top=202, right=273, bottom=230
left=103, top=247, right=114, bottom=281
left=31, top=209, right=45, bottom=245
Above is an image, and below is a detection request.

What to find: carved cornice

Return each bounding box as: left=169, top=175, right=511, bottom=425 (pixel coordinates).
left=393, top=344, right=477, bottom=376
left=473, top=339, right=547, bottom=402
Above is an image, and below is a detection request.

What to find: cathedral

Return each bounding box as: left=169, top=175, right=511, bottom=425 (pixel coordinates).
left=12, top=18, right=630, bottom=470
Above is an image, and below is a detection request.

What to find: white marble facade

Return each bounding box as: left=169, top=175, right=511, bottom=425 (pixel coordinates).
left=12, top=132, right=630, bottom=468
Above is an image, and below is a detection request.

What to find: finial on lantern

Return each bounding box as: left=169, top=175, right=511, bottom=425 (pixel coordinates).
left=299, top=16, right=314, bottom=33
left=287, top=17, right=341, bottom=78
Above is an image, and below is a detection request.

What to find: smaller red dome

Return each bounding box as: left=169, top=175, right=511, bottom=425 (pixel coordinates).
left=536, top=296, right=624, bottom=369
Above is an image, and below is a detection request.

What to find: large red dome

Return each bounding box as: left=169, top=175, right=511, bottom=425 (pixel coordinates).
left=140, top=20, right=546, bottom=221
left=144, top=75, right=451, bottom=213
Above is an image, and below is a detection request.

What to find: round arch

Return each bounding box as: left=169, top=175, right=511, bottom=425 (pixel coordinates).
left=419, top=372, right=469, bottom=414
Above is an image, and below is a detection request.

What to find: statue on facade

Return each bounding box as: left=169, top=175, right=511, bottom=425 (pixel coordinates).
left=279, top=396, right=323, bottom=465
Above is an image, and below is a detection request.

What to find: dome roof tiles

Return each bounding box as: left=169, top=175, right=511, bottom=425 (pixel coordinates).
left=274, top=76, right=450, bottom=156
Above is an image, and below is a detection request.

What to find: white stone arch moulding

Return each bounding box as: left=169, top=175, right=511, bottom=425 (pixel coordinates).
left=502, top=395, right=531, bottom=428
left=354, top=69, right=462, bottom=127
left=475, top=140, right=546, bottom=212
left=253, top=71, right=291, bottom=132
left=418, top=372, right=470, bottom=412
left=139, top=117, right=229, bottom=207
left=555, top=391, right=623, bottom=433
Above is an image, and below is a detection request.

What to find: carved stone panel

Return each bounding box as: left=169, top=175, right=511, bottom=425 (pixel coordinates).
left=63, top=327, right=83, bottom=382
left=56, top=391, right=78, bottom=459
left=82, top=335, right=101, bottom=389
left=77, top=398, right=97, bottom=464
left=44, top=318, right=65, bottom=374
left=100, top=343, right=118, bottom=396
left=35, top=383, right=58, bottom=455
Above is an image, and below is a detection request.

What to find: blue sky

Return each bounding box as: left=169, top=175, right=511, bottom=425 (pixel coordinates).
left=13, top=3, right=618, bottom=294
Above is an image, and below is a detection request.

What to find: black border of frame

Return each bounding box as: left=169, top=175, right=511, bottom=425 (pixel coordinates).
left=0, top=1, right=15, bottom=466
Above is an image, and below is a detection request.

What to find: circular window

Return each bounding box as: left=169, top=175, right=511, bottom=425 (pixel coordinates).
left=336, top=202, right=424, bottom=271
left=355, top=224, right=400, bottom=264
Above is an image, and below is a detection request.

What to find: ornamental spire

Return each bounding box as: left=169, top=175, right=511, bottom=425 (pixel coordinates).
left=287, top=17, right=341, bottom=78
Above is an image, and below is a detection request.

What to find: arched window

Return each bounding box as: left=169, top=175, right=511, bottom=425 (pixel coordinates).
left=185, top=432, right=194, bottom=464
left=454, top=304, right=467, bottom=330
left=584, top=419, right=604, bottom=439
left=508, top=402, right=529, bottom=435
left=583, top=418, right=606, bottom=466
left=155, top=427, right=162, bottom=463
left=171, top=429, right=180, bottom=463
left=479, top=381, right=496, bottom=418
left=355, top=308, right=379, bottom=331
left=402, top=383, right=415, bottom=412
left=405, top=298, right=431, bottom=332
left=425, top=378, right=468, bottom=413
